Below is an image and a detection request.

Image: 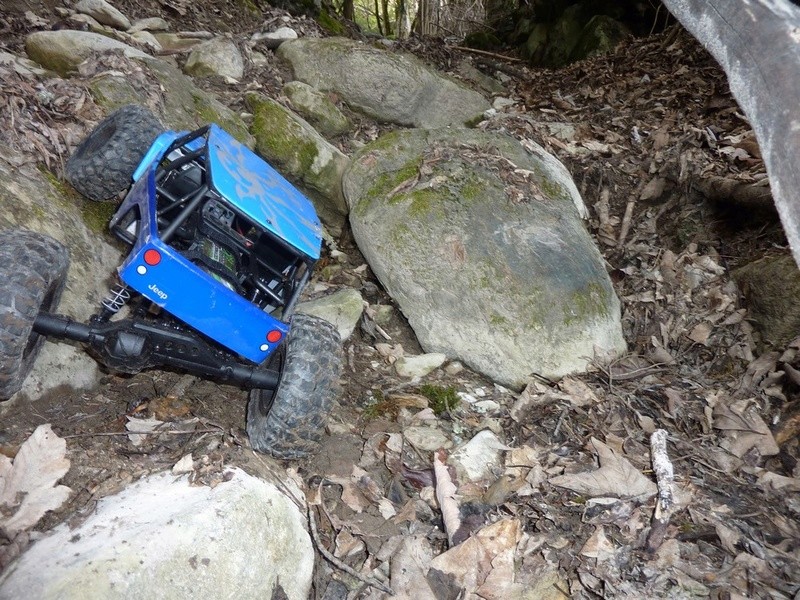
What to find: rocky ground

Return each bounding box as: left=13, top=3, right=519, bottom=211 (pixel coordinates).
left=1, top=1, right=799, bottom=598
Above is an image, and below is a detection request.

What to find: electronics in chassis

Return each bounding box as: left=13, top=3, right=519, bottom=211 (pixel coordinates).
left=0, top=105, right=342, bottom=459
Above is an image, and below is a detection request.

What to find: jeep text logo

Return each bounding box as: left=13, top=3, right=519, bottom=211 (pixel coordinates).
left=148, top=283, right=168, bottom=300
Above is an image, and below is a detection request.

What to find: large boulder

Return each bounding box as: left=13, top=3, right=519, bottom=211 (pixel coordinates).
left=276, top=37, right=489, bottom=128
left=283, top=80, right=350, bottom=138
left=661, top=0, right=800, bottom=269
left=0, top=469, right=314, bottom=599
left=24, top=31, right=253, bottom=145
left=0, top=152, right=122, bottom=398
left=246, top=92, right=349, bottom=231
left=183, top=36, right=244, bottom=80
left=25, top=30, right=148, bottom=76
left=343, top=129, right=625, bottom=388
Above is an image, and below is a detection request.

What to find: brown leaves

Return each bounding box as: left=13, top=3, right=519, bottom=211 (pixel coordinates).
left=549, top=437, right=657, bottom=500
left=0, top=425, right=71, bottom=538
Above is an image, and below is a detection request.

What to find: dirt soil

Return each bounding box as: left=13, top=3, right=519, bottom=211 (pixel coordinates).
left=1, top=2, right=799, bottom=599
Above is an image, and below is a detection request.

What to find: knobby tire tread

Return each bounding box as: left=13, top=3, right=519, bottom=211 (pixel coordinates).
left=0, top=230, right=69, bottom=399
left=247, top=313, right=343, bottom=459
left=65, top=105, right=162, bottom=202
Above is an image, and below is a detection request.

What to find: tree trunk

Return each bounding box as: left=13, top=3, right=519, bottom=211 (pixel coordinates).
left=396, top=0, right=411, bottom=39
left=373, top=0, right=383, bottom=34
left=381, top=0, right=392, bottom=36
left=342, top=0, right=354, bottom=22
left=661, top=0, right=800, bottom=268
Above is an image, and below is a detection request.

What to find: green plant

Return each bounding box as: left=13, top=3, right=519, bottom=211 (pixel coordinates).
left=420, top=384, right=460, bottom=415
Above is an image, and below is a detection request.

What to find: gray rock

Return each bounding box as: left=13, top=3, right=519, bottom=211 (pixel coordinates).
left=130, top=30, right=162, bottom=52
left=24, top=30, right=149, bottom=76
left=277, top=37, right=489, bottom=128
left=395, top=353, right=447, bottom=378
left=733, top=253, right=800, bottom=350
left=67, top=13, right=109, bottom=33
left=246, top=92, right=349, bottom=232
left=0, top=50, right=52, bottom=78
left=283, top=80, right=350, bottom=138
left=0, top=152, right=122, bottom=399
left=0, top=469, right=313, bottom=599
left=184, top=37, right=244, bottom=80
left=128, top=17, right=170, bottom=33
left=404, top=426, right=453, bottom=451
left=297, top=288, right=364, bottom=341
left=450, top=430, right=507, bottom=481
left=152, top=32, right=206, bottom=53
left=252, top=26, right=298, bottom=49
left=74, top=0, right=131, bottom=31
left=344, top=128, right=625, bottom=388
left=455, top=60, right=506, bottom=95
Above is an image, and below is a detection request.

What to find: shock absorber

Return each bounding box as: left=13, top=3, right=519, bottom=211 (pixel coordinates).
left=99, top=283, right=131, bottom=321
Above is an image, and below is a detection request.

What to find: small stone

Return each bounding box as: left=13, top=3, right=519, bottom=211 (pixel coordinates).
left=395, top=353, right=447, bottom=378
left=443, top=361, right=464, bottom=375
left=249, top=50, right=268, bottom=68
left=473, top=400, right=501, bottom=414
left=492, top=97, right=516, bottom=110
left=403, top=426, right=453, bottom=452
left=128, top=17, right=170, bottom=33
left=131, top=30, right=162, bottom=52
left=450, top=430, right=508, bottom=482
left=184, top=37, right=244, bottom=80
left=297, top=288, right=364, bottom=341
left=74, top=0, right=131, bottom=30
left=252, top=26, right=298, bottom=49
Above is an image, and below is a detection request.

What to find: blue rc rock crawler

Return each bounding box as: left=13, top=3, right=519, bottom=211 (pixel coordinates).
left=0, top=105, right=343, bottom=459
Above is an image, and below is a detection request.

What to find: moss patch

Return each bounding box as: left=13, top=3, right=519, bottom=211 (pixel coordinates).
left=247, top=93, right=319, bottom=173
left=420, top=384, right=459, bottom=415
left=317, top=10, right=345, bottom=35
left=355, top=158, right=421, bottom=217
left=192, top=93, right=251, bottom=146
left=564, top=282, right=609, bottom=325
left=39, top=166, right=116, bottom=235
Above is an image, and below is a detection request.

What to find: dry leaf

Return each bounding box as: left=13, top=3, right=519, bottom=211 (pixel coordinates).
left=0, top=424, right=72, bottom=537
left=713, top=399, right=779, bottom=458
left=125, top=416, right=164, bottom=446
left=428, top=519, right=521, bottom=595
left=580, top=526, right=616, bottom=561
left=688, top=322, right=712, bottom=345
left=389, top=536, right=437, bottom=599
left=549, top=438, right=657, bottom=499
left=171, top=453, right=194, bottom=475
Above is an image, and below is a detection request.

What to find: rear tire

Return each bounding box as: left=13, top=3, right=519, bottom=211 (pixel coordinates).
left=0, top=230, right=69, bottom=399
left=246, top=313, right=343, bottom=459
left=65, top=104, right=162, bottom=202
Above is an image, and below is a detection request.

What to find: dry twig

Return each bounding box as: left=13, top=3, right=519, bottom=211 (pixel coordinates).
left=307, top=505, right=394, bottom=595
left=646, top=429, right=676, bottom=553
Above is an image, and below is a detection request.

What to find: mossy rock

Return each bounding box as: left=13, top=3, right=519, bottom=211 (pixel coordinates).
left=733, top=254, right=800, bottom=350
left=245, top=92, right=349, bottom=230
left=344, top=128, right=625, bottom=387
left=463, top=32, right=502, bottom=51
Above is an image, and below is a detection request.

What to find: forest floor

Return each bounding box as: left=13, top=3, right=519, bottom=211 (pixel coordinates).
left=0, top=1, right=799, bottom=598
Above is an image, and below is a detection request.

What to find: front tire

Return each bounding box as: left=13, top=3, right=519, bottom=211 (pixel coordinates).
left=247, top=313, right=343, bottom=459
left=0, top=230, right=69, bottom=399
left=65, top=104, right=162, bottom=202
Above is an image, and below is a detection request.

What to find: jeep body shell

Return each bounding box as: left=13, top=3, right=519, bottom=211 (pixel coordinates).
left=111, top=125, right=323, bottom=364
